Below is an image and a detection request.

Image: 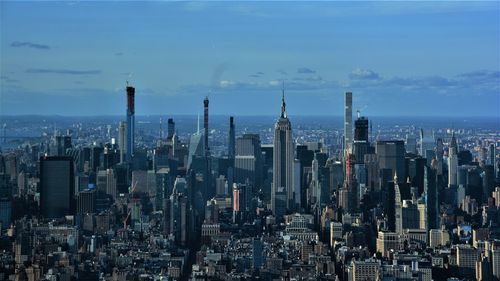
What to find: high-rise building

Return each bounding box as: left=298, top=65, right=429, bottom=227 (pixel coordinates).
left=167, top=118, right=175, bottom=140
left=169, top=184, right=188, bottom=246
left=0, top=175, right=12, bottom=228
left=55, top=135, right=72, bottom=156
left=203, top=96, right=209, bottom=154
left=228, top=116, right=235, bottom=189
left=394, top=174, right=403, bottom=234
left=425, top=164, right=438, bottom=230
left=353, top=115, right=369, bottom=164
left=126, top=85, right=135, bottom=161
left=118, top=121, right=126, bottom=163
left=354, top=115, right=368, bottom=142
left=272, top=88, right=294, bottom=218
left=376, top=140, right=406, bottom=184
left=40, top=156, right=75, bottom=218
left=235, top=134, right=262, bottom=186
left=77, top=188, right=96, bottom=215
left=405, top=134, right=417, bottom=154
left=344, top=92, right=353, bottom=154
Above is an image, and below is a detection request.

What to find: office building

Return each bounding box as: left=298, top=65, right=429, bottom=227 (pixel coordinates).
left=126, top=85, right=135, bottom=161
left=376, top=140, right=406, bottom=184
left=118, top=121, right=126, bottom=163
left=228, top=116, right=235, bottom=189
left=448, top=132, right=458, bottom=187
left=353, top=115, right=369, bottom=164
left=344, top=92, right=353, bottom=154
left=167, top=118, right=175, bottom=140
left=272, top=88, right=294, bottom=218
left=40, top=156, right=75, bottom=218
left=235, top=134, right=262, bottom=187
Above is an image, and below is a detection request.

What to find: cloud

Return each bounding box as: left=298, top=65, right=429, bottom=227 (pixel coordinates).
left=11, top=41, right=50, bottom=50
left=293, top=75, right=323, bottom=82
left=26, top=68, right=101, bottom=75
left=0, top=75, right=19, bottom=83
left=349, top=68, right=381, bottom=80
left=115, top=52, right=123, bottom=56
left=249, top=71, right=265, bottom=78
left=277, top=70, right=288, bottom=76
left=297, top=67, right=316, bottom=74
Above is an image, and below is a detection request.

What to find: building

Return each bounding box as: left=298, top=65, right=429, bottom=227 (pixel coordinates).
left=376, top=231, right=399, bottom=257
left=40, top=156, right=75, bottom=218
left=167, top=118, right=175, bottom=140
left=234, top=134, right=262, bottom=187
left=351, top=259, right=380, bottom=281
left=353, top=115, right=369, bottom=164
left=330, top=221, right=343, bottom=245
left=429, top=228, right=450, bottom=248
left=77, top=189, right=96, bottom=214
left=228, top=116, right=235, bottom=189
left=394, top=175, right=403, bottom=234
left=492, top=249, right=500, bottom=279
left=344, top=92, right=353, bottom=154
left=376, top=141, right=406, bottom=184
left=118, top=121, right=126, bottom=163
left=456, top=245, right=478, bottom=276
left=272, top=88, right=294, bottom=218
left=203, top=96, right=209, bottom=154
left=448, top=132, right=458, bottom=187
left=126, top=85, right=135, bottom=161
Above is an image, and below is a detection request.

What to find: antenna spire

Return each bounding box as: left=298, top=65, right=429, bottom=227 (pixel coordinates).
left=281, top=81, right=286, bottom=118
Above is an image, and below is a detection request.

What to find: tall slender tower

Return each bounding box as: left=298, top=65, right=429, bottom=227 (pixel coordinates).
left=126, top=84, right=135, bottom=161
left=394, top=172, right=403, bottom=234
left=228, top=116, right=236, bottom=189
left=344, top=92, right=353, bottom=154
left=448, top=131, right=458, bottom=187
left=118, top=121, right=126, bottom=164
left=272, top=86, right=294, bottom=219
left=204, top=96, right=209, bottom=154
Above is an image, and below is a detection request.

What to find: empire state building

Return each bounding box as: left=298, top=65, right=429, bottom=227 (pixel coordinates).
left=271, top=87, right=294, bottom=219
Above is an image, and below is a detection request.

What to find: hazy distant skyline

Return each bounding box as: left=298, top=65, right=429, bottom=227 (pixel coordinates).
left=1, top=1, right=499, bottom=116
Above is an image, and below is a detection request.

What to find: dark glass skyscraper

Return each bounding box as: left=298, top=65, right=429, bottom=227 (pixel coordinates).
left=40, top=156, right=75, bottom=218
left=126, top=85, right=135, bottom=161
left=167, top=118, right=175, bottom=140
left=353, top=115, right=369, bottom=164
left=376, top=140, right=406, bottom=183
left=228, top=116, right=235, bottom=189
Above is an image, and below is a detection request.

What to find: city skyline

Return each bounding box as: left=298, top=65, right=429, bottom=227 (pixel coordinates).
left=1, top=1, right=499, bottom=116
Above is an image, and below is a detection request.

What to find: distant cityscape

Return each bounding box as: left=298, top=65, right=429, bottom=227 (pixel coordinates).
left=0, top=84, right=499, bottom=281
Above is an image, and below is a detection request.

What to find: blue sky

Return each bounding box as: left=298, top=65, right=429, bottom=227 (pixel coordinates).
left=0, top=1, right=499, bottom=116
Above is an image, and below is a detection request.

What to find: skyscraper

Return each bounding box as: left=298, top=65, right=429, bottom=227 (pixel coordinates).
left=448, top=131, right=458, bottom=187
left=228, top=116, right=235, bottom=189
left=272, top=88, right=294, bottom=218
left=40, top=156, right=75, bottom=218
left=344, top=92, right=353, bottom=155
left=118, top=121, right=126, bottom=164
left=126, top=85, right=135, bottom=161
left=203, top=96, right=209, bottom=154
left=235, top=134, right=262, bottom=187
left=167, top=118, right=175, bottom=141
left=394, top=173, right=403, bottom=234
left=353, top=115, right=369, bottom=164
left=376, top=140, right=406, bottom=184
left=425, top=164, right=438, bottom=230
